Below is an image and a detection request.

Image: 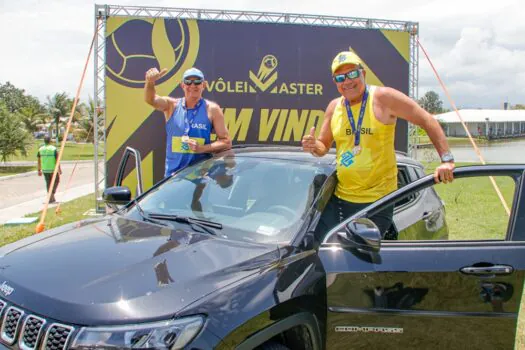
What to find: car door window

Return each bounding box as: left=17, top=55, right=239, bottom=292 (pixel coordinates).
left=414, top=166, right=426, bottom=179
left=407, top=166, right=421, bottom=181
left=374, top=173, right=516, bottom=241
left=431, top=175, right=515, bottom=241
left=391, top=165, right=440, bottom=240
left=395, top=166, right=415, bottom=207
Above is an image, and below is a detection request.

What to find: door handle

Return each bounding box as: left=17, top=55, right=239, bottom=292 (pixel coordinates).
left=460, top=265, right=513, bottom=276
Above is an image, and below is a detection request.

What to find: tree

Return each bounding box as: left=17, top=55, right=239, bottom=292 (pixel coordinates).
left=0, top=102, right=32, bottom=162
left=18, top=96, right=47, bottom=133
left=0, top=82, right=28, bottom=114
left=511, top=104, right=525, bottom=110
left=76, top=97, right=103, bottom=143
left=418, top=91, right=444, bottom=115
left=0, top=81, right=50, bottom=136
left=45, top=92, right=82, bottom=143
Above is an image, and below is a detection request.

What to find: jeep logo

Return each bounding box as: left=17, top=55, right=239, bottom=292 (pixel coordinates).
left=0, top=281, right=14, bottom=296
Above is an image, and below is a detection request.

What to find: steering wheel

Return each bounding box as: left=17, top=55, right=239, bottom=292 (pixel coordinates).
left=266, top=205, right=296, bottom=220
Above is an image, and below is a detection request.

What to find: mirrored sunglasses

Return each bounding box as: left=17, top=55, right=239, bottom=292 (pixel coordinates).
left=183, top=79, right=203, bottom=86
left=333, top=69, right=361, bottom=83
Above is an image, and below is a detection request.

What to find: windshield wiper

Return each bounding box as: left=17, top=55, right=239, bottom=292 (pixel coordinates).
left=147, top=213, right=222, bottom=235
left=131, top=200, right=169, bottom=227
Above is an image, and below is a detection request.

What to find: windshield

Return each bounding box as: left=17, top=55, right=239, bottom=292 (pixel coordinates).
left=129, top=155, right=331, bottom=244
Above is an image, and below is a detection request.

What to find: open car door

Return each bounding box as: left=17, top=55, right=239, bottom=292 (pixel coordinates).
left=114, top=146, right=144, bottom=196
left=319, top=165, right=525, bottom=349
left=103, top=147, right=144, bottom=211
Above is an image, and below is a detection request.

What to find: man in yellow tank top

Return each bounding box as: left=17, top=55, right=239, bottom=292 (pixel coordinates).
left=302, top=51, right=455, bottom=241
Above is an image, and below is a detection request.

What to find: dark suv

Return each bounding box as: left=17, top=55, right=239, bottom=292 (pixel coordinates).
left=0, top=146, right=523, bottom=350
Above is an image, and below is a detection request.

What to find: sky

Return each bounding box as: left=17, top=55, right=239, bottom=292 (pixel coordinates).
left=0, top=0, right=524, bottom=109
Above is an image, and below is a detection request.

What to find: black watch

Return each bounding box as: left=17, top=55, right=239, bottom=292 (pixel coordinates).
left=440, top=151, right=454, bottom=163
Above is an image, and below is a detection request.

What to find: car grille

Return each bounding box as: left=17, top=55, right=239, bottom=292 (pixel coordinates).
left=21, top=316, right=45, bottom=349
left=0, top=298, right=75, bottom=350
left=42, top=324, right=74, bottom=350
left=2, top=306, right=24, bottom=343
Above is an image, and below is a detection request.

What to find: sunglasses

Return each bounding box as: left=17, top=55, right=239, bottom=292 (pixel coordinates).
left=183, top=79, right=203, bottom=86
left=333, top=69, right=361, bottom=83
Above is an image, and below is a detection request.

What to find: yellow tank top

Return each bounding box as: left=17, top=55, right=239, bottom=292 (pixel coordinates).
left=331, top=86, right=397, bottom=203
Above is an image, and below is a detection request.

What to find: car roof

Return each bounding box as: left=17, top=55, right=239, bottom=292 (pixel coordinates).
left=215, top=145, right=424, bottom=168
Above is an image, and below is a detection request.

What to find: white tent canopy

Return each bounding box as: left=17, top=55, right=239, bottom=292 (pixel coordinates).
left=435, top=109, right=525, bottom=123
left=434, top=109, right=525, bottom=138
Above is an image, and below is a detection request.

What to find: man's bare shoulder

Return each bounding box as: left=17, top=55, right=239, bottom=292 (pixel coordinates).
left=205, top=100, right=223, bottom=118
left=205, top=99, right=221, bottom=110
left=328, top=97, right=341, bottom=107
left=163, top=97, right=179, bottom=121
left=326, top=97, right=341, bottom=115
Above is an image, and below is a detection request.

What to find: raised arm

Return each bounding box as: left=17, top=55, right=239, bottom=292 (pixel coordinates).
left=144, top=68, right=172, bottom=113
left=377, top=87, right=454, bottom=183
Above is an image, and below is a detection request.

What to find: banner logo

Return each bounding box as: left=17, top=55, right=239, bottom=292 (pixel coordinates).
left=106, top=18, right=198, bottom=88
left=207, top=54, right=323, bottom=96
left=249, top=54, right=278, bottom=92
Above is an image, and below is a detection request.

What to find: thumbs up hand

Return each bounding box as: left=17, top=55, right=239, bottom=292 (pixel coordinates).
left=145, top=68, right=168, bottom=84
left=302, top=127, right=317, bottom=154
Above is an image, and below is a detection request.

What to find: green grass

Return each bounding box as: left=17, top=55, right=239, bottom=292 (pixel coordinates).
left=423, top=162, right=513, bottom=241
left=0, top=194, right=97, bottom=246
left=433, top=174, right=514, bottom=241
left=0, top=166, right=36, bottom=177
left=7, top=141, right=102, bottom=162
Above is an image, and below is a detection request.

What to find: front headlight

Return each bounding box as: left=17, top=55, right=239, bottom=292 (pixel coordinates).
left=71, top=316, right=204, bottom=349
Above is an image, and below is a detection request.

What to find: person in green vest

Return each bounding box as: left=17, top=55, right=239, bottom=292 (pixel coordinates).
left=37, top=136, right=62, bottom=203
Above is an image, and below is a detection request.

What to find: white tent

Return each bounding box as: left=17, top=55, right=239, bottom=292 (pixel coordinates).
left=435, top=109, right=525, bottom=138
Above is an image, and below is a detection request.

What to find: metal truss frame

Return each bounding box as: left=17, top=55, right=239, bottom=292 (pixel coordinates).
left=408, top=25, right=420, bottom=159
left=93, top=4, right=419, bottom=210
left=94, top=6, right=108, bottom=213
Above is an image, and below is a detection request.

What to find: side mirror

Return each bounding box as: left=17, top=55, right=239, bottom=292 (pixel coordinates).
left=337, top=218, right=381, bottom=253
left=103, top=186, right=131, bottom=206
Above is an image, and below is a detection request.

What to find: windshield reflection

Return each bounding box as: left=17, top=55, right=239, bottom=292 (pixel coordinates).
left=132, top=153, right=331, bottom=244
left=189, top=155, right=238, bottom=219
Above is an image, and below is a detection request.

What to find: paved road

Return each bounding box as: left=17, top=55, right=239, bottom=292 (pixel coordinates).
left=0, top=162, right=99, bottom=225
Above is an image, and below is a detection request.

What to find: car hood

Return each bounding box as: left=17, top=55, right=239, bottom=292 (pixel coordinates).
left=0, top=216, right=280, bottom=325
